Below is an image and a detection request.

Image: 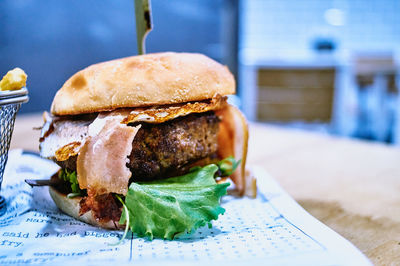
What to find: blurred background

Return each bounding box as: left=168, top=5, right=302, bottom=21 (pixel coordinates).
left=1, top=0, right=399, bottom=144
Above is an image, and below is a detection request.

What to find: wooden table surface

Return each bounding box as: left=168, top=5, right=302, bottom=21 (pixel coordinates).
left=9, top=113, right=400, bottom=265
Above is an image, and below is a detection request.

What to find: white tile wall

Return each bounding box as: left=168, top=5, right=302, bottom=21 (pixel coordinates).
left=240, top=0, right=400, bottom=62
left=239, top=0, right=400, bottom=141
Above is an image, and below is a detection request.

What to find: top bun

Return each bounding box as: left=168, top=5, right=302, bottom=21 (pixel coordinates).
left=51, top=52, right=235, bottom=115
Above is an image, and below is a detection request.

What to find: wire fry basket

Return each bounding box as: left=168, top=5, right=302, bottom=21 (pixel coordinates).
left=0, top=88, right=29, bottom=215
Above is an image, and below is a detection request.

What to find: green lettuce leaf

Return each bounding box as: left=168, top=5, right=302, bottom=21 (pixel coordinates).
left=58, top=169, right=83, bottom=195
left=217, top=156, right=241, bottom=177
left=119, top=164, right=229, bottom=240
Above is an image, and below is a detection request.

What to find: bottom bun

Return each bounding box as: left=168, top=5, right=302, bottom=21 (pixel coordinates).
left=49, top=186, right=123, bottom=230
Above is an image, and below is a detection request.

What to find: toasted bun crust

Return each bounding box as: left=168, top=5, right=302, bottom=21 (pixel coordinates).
left=51, top=52, right=235, bottom=116
left=49, top=186, right=123, bottom=230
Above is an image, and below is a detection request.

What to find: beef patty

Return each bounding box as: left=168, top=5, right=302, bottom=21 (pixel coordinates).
left=56, top=111, right=220, bottom=181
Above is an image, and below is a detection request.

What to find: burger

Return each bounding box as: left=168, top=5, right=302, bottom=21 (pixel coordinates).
left=39, top=52, right=255, bottom=240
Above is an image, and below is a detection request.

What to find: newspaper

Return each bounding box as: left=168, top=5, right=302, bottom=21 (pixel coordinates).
left=0, top=150, right=371, bottom=265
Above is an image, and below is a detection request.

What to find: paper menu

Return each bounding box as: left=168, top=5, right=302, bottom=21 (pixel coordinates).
left=0, top=150, right=371, bottom=265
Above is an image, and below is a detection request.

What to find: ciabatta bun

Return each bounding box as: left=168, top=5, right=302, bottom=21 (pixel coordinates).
left=51, top=52, right=235, bottom=116
left=49, top=186, right=123, bottom=230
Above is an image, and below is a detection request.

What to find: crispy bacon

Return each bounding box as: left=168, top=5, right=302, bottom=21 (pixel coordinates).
left=122, top=94, right=227, bottom=124
left=216, top=105, right=249, bottom=195
left=77, top=113, right=141, bottom=196
left=39, top=112, right=93, bottom=159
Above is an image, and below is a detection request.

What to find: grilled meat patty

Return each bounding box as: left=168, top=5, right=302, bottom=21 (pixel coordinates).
left=56, top=111, right=220, bottom=181
left=129, top=111, right=220, bottom=180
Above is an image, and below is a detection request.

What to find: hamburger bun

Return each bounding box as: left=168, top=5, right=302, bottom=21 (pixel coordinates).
left=49, top=186, right=123, bottom=230
left=43, top=52, right=254, bottom=234
left=51, top=52, right=235, bottom=116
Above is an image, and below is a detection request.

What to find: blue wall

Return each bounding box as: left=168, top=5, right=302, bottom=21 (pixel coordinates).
left=0, top=0, right=226, bottom=113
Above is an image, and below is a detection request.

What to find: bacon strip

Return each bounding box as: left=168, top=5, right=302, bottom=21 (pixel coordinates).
left=216, top=105, right=250, bottom=196
left=77, top=112, right=141, bottom=195
left=40, top=96, right=226, bottom=162
left=39, top=112, right=92, bottom=159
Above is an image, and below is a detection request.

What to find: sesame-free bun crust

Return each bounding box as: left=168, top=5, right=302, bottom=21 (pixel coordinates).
left=49, top=186, right=123, bottom=230
left=51, top=52, right=235, bottom=116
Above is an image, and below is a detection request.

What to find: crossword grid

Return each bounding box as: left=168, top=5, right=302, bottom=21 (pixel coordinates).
left=125, top=195, right=326, bottom=261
